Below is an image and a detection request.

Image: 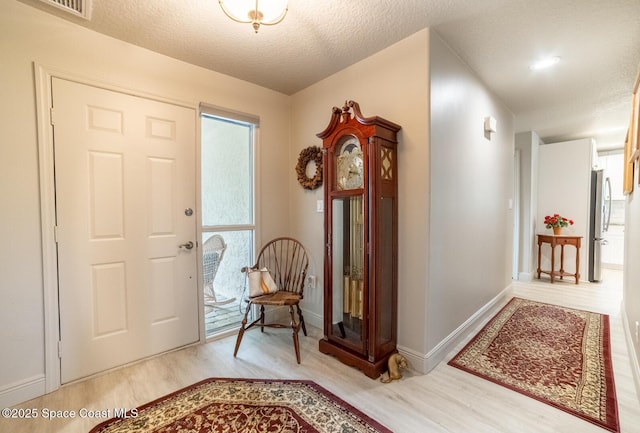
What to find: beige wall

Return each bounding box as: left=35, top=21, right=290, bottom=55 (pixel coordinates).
left=289, top=29, right=431, bottom=360
left=0, top=0, right=290, bottom=407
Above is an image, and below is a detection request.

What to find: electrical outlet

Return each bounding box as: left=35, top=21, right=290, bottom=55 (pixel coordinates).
left=308, top=275, right=316, bottom=289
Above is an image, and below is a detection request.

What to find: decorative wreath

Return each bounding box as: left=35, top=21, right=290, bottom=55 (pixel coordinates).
left=295, top=146, right=323, bottom=190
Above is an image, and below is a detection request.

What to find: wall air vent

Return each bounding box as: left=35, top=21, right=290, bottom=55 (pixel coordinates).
left=40, top=0, right=92, bottom=20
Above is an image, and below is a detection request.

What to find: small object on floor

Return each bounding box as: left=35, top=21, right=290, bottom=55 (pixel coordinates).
left=380, top=353, right=408, bottom=383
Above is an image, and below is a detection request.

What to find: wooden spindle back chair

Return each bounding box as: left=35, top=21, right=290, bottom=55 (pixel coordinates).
left=233, top=237, right=309, bottom=363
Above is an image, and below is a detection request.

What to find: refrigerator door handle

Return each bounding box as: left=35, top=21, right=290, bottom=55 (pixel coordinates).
left=604, top=177, right=612, bottom=232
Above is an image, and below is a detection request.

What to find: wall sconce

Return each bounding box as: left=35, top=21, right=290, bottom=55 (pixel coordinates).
left=484, top=116, right=497, bottom=134
left=218, top=0, right=288, bottom=33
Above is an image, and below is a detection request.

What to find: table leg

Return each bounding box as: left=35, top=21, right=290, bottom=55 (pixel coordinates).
left=537, top=241, right=542, bottom=279
left=550, top=244, right=555, bottom=283
left=559, top=245, right=565, bottom=280
left=575, top=245, right=580, bottom=284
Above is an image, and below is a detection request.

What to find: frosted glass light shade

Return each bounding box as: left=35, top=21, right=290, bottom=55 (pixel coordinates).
left=219, top=0, right=288, bottom=32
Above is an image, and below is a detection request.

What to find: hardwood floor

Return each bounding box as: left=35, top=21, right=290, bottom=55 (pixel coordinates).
left=2, top=269, right=639, bottom=433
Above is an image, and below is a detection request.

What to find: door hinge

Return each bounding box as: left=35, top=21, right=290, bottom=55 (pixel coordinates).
left=50, top=107, right=55, bottom=126
left=58, top=340, right=63, bottom=358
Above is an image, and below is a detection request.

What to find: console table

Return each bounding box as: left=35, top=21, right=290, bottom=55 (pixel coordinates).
left=536, top=234, right=582, bottom=284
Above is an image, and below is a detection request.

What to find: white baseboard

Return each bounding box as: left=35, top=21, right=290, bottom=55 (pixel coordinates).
left=518, top=272, right=533, bottom=282
left=396, top=345, right=428, bottom=374
left=303, top=309, right=323, bottom=330
left=300, top=286, right=512, bottom=377
left=621, top=302, right=640, bottom=401
left=418, top=285, right=512, bottom=374
left=0, top=375, right=46, bottom=408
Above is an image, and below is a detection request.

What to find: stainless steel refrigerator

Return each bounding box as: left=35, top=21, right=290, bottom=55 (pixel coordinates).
left=588, top=169, right=611, bottom=282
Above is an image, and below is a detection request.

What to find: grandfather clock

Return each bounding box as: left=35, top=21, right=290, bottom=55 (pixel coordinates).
left=317, top=101, right=401, bottom=378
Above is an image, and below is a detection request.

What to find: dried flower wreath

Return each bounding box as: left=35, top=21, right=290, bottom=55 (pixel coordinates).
left=295, top=146, right=323, bottom=190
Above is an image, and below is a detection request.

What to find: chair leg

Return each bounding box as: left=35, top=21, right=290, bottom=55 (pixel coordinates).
left=289, top=306, right=301, bottom=364
left=296, top=305, right=307, bottom=337
left=233, top=304, right=251, bottom=357
left=296, top=305, right=307, bottom=336
left=259, top=305, right=265, bottom=332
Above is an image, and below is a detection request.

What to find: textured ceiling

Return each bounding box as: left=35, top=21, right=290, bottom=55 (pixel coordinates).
left=17, top=0, right=640, bottom=149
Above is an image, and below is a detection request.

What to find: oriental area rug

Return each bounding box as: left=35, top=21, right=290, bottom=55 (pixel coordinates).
left=89, top=378, right=392, bottom=433
left=448, top=297, right=619, bottom=432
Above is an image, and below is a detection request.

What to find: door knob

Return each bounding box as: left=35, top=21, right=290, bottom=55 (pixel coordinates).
left=179, top=241, right=194, bottom=250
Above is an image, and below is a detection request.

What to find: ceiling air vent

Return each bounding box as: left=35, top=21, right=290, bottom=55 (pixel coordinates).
left=40, top=0, right=92, bottom=20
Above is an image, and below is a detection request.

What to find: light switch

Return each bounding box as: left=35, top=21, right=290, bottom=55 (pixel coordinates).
left=316, top=199, right=323, bottom=213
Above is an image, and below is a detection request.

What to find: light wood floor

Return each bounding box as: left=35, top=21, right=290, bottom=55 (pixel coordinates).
left=2, top=270, right=639, bottom=433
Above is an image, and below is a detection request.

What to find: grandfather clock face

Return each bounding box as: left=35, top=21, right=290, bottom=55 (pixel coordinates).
left=336, top=136, right=363, bottom=191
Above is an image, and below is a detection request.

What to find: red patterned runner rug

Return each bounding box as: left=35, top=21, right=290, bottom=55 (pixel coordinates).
left=449, top=297, right=619, bottom=432
left=89, top=378, right=392, bottom=433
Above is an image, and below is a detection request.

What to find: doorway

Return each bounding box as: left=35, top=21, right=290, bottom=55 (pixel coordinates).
left=597, top=150, right=625, bottom=270
left=513, top=150, right=521, bottom=280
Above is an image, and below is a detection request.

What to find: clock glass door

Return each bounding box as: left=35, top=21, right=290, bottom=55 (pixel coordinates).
left=330, top=195, right=365, bottom=353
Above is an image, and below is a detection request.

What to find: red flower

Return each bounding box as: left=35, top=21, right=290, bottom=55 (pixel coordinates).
left=544, top=213, right=574, bottom=229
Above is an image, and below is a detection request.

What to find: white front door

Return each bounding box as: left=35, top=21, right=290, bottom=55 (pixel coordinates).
left=52, top=78, right=199, bottom=383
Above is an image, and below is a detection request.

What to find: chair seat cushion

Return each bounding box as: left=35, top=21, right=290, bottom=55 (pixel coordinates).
left=249, top=291, right=301, bottom=306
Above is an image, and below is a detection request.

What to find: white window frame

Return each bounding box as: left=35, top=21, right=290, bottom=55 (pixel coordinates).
left=197, top=103, right=260, bottom=340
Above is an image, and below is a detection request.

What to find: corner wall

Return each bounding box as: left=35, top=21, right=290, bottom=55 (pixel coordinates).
left=426, top=32, right=515, bottom=367
left=515, top=131, right=541, bottom=280
left=290, top=28, right=516, bottom=373
left=289, top=29, right=431, bottom=365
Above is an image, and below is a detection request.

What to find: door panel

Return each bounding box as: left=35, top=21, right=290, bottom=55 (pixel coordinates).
left=53, top=78, right=199, bottom=383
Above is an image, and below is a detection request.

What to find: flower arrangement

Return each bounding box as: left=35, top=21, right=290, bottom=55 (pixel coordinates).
left=544, top=214, right=574, bottom=229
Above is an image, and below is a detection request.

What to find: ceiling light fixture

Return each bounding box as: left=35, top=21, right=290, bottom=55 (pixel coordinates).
left=218, top=0, right=288, bottom=33
left=529, top=56, right=561, bottom=71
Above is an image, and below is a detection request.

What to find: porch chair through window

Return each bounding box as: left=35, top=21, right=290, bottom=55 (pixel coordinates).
left=203, top=234, right=236, bottom=309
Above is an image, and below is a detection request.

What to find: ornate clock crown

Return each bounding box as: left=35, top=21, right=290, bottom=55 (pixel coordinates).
left=340, top=101, right=352, bottom=123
